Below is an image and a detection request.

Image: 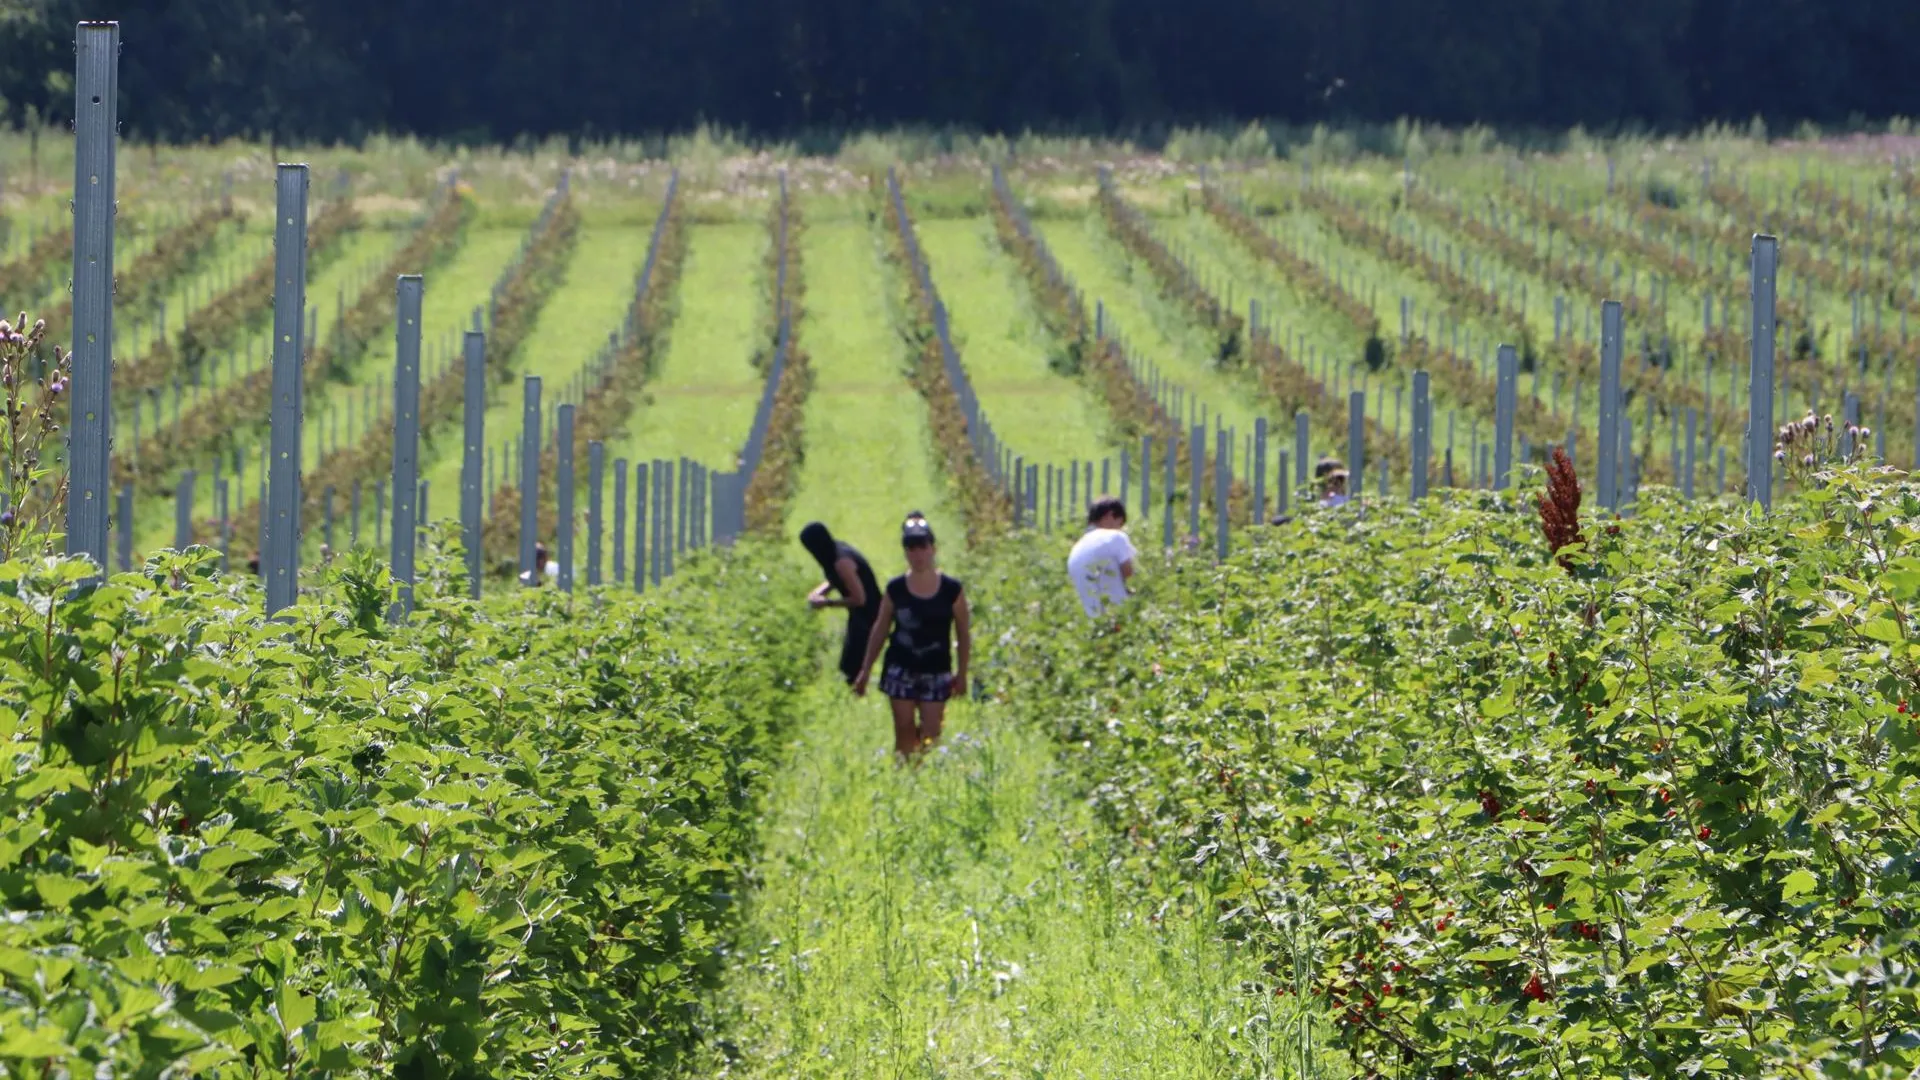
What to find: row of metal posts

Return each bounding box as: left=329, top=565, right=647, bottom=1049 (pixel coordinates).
left=508, top=377, right=721, bottom=594
left=996, top=235, right=1784, bottom=556
left=61, top=22, right=1797, bottom=595
left=65, top=23, right=721, bottom=614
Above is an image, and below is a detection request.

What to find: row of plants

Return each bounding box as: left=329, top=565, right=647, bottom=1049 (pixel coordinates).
left=1511, top=185, right=1722, bottom=311
left=481, top=178, right=688, bottom=568
left=1485, top=183, right=1906, bottom=444
left=1711, top=181, right=1895, bottom=263
left=1095, top=183, right=1428, bottom=491
left=1290, top=185, right=1726, bottom=468
left=1201, top=186, right=1385, bottom=341
left=1202, top=187, right=1621, bottom=473
left=992, top=169, right=1250, bottom=524
left=1706, top=179, right=1899, bottom=299
left=978, top=460, right=1920, bottom=1078
left=1700, top=180, right=1920, bottom=381
left=1505, top=183, right=1837, bottom=368
left=116, top=199, right=361, bottom=397
left=37, top=202, right=234, bottom=358
left=1387, top=187, right=1765, bottom=454
left=1421, top=184, right=1802, bottom=390
left=197, top=183, right=582, bottom=547
left=0, top=222, right=76, bottom=307
left=111, top=188, right=472, bottom=493
left=877, top=172, right=1014, bottom=542
left=1094, top=174, right=1245, bottom=366
left=0, top=527, right=816, bottom=1075
left=1405, top=185, right=1653, bottom=328
left=742, top=181, right=812, bottom=535
left=1303, top=185, right=1619, bottom=376
left=1099, top=182, right=1409, bottom=478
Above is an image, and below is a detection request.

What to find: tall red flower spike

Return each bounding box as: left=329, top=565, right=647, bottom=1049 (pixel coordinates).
left=1535, top=445, right=1586, bottom=576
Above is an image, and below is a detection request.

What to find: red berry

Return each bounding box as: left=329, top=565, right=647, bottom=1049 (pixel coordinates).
left=1523, top=973, right=1550, bottom=1002
left=1698, top=826, right=1712, bottom=840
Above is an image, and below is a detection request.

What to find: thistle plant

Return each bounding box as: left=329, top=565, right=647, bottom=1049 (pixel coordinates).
left=0, top=311, right=70, bottom=560
left=1774, top=409, right=1873, bottom=484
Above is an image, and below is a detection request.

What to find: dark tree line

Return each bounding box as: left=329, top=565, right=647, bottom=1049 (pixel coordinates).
left=1, top=0, right=1916, bottom=145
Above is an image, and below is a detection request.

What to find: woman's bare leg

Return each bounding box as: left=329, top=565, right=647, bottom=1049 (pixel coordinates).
left=916, top=700, right=946, bottom=751
left=889, top=698, right=920, bottom=761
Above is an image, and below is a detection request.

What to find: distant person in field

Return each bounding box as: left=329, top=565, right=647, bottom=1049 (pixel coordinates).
left=853, top=512, right=970, bottom=760
left=799, top=520, right=883, bottom=686
left=1067, top=495, right=1137, bottom=619
left=1319, top=468, right=1350, bottom=508
left=519, top=541, right=560, bottom=586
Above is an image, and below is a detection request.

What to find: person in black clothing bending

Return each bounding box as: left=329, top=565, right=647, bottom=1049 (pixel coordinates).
left=799, top=521, right=883, bottom=686
left=853, top=511, right=970, bottom=760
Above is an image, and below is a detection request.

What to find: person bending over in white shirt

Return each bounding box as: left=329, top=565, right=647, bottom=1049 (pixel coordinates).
left=1067, top=496, right=1138, bottom=619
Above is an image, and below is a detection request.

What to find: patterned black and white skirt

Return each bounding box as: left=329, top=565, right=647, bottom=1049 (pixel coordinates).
left=879, top=665, right=954, bottom=702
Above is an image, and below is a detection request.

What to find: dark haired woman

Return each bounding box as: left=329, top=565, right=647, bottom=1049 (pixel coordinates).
left=799, top=521, right=883, bottom=686
left=853, top=512, right=970, bottom=759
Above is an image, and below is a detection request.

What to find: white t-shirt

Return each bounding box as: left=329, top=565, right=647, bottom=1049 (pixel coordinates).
left=1067, top=528, right=1137, bottom=618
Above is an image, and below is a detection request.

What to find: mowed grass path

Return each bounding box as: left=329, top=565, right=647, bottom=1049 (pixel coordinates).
left=605, top=221, right=768, bottom=470
left=417, top=222, right=651, bottom=522
left=704, top=679, right=1272, bottom=1079
left=917, top=218, right=1112, bottom=465
left=784, top=216, right=950, bottom=566
left=711, top=212, right=1268, bottom=1080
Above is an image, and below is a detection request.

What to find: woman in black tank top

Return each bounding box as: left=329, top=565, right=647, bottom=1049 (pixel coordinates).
left=853, top=512, right=970, bottom=760
left=799, top=522, right=883, bottom=685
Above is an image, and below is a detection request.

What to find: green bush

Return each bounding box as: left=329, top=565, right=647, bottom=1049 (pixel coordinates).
left=976, top=470, right=1920, bottom=1078
left=0, top=539, right=812, bottom=1076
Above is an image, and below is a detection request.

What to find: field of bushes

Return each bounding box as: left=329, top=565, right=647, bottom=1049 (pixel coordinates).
left=3, top=127, right=1918, bottom=1076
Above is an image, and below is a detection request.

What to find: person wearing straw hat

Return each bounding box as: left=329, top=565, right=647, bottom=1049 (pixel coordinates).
left=1318, top=469, right=1350, bottom=508
left=799, top=520, right=882, bottom=686
left=853, top=511, right=970, bottom=760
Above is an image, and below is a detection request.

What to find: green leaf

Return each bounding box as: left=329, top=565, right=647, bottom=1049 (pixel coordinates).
left=1781, top=869, right=1817, bottom=900
left=33, top=874, right=92, bottom=908
left=0, top=1026, right=72, bottom=1056
left=277, top=984, right=316, bottom=1034
left=1860, top=617, right=1906, bottom=644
